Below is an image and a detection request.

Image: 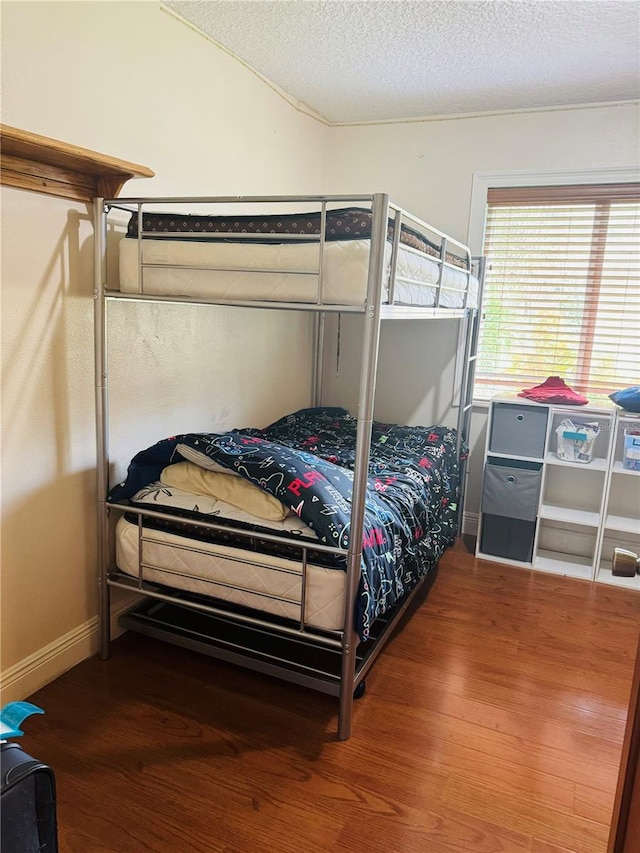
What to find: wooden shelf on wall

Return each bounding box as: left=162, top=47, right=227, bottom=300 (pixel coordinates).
left=0, top=124, right=154, bottom=202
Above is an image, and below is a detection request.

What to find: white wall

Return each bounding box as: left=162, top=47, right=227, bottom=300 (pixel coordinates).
left=325, top=104, right=639, bottom=237
left=0, top=0, right=328, bottom=700
left=323, top=103, right=640, bottom=520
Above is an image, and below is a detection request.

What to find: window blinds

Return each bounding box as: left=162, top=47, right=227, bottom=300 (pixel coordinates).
left=475, top=183, right=640, bottom=402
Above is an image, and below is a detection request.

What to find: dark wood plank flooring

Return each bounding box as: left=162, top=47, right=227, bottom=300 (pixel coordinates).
left=22, top=543, right=640, bottom=853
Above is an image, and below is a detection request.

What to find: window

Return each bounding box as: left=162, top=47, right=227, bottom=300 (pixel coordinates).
left=475, top=183, right=640, bottom=402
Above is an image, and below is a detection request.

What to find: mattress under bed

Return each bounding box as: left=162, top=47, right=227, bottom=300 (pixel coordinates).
left=117, top=207, right=478, bottom=308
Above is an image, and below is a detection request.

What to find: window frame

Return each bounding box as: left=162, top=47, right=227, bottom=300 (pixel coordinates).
left=466, top=167, right=640, bottom=405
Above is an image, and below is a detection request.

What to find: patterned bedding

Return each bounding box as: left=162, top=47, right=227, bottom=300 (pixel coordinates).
left=126, top=207, right=468, bottom=269
left=109, top=407, right=462, bottom=640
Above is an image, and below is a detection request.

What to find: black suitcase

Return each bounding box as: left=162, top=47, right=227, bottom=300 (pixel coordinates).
left=1, top=742, right=58, bottom=853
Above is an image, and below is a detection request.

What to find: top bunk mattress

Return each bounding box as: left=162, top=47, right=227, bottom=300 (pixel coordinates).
left=117, top=207, right=479, bottom=309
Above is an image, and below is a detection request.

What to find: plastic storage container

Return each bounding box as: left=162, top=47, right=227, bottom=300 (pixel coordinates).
left=555, top=419, right=600, bottom=464
left=623, top=429, right=640, bottom=471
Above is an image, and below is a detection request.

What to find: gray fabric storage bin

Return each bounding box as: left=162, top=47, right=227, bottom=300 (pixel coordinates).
left=481, top=458, right=542, bottom=521
left=489, top=402, right=548, bottom=458
left=480, top=514, right=536, bottom=563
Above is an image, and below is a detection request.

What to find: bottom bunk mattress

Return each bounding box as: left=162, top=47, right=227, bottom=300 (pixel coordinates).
left=109, top=407, right=462, bottom=640
left=115, top=502, right=347, bottom=633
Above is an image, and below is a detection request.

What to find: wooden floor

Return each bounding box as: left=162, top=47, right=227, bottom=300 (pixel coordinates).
left=23, top=543, right=640, bottom=853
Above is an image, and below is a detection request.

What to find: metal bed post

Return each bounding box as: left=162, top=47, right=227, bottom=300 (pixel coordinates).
left=311, top=202, right=328, bottom=412
left=455, top=256, right=486, bottom=535
left=312, top=312, right=326, bottom=407
left=435, top=238, right=447, bottom=308
left=94, top=198, right=111, bottom=660
left=387, top=207, right=402, bottom=306
left=455, top=309, right=473, bottom=535
left=337, top=193, right=388, bottom=741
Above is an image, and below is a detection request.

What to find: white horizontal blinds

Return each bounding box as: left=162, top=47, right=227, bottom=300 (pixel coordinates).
left=476, top=183, right=640, bottom=401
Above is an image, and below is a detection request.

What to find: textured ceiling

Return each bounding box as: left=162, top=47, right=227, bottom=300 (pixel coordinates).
left=164, top=0, right=640, bottom=124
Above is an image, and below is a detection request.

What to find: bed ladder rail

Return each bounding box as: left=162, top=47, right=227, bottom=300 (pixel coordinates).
left=456, top=255, right=486, bottom=535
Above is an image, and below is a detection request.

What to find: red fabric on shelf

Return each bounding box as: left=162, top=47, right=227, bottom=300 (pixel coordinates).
left=518, top=376, right=589, bottom=405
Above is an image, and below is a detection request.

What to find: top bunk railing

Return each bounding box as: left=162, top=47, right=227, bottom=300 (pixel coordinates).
left=100, top=193, right=478, bottom=317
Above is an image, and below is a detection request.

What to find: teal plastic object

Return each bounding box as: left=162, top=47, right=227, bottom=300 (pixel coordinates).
left=561, top=430, right=588, bottom=442
left=0, top=702, right=45, bottom=739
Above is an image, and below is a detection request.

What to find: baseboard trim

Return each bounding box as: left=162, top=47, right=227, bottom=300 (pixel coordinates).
left=0, top=600, right=133, bottom=705
left=462, top=511, right=479, bottom=537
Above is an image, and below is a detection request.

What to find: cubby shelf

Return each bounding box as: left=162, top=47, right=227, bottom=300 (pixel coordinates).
left=538, top=504, right=600, bottom=527
left=613, top=461, right=640, bottom=477
left=477, top=397, right=640, bottom=592
left=534, top=551, right=594, bottom=580
left=605, top=514, right=640, bottom=535
left=544, top=453, right=608, bottom=471
left=598, top=565, right=640, bottom=590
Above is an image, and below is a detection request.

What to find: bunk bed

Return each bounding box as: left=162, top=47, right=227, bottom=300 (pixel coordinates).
left=95, top=193, right=484, bottom=740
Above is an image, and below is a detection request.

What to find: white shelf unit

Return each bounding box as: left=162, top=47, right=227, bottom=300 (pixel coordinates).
left=534, top=401, right=613, bottom=578
left=534, top=551, right=595, bottom=581
left=544, top=453, right=608, bottom=472
left=476, top=396, right=630, bottom=582
left=595, top=411, right=640, bottom=589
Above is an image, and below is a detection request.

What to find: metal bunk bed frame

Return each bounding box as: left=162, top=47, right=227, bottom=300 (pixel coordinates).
left=94, top=192, right=484, bottom=741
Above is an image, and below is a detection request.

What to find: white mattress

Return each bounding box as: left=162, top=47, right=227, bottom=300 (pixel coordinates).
left=114, top=484, right=347, bottom=632
left=119, top=236, right=478, bottom=309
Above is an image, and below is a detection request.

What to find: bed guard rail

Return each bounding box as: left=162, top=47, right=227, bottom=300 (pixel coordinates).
left=107, top=500, right=347, bottom=647
left=102, top=194, right=476, bottom=314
